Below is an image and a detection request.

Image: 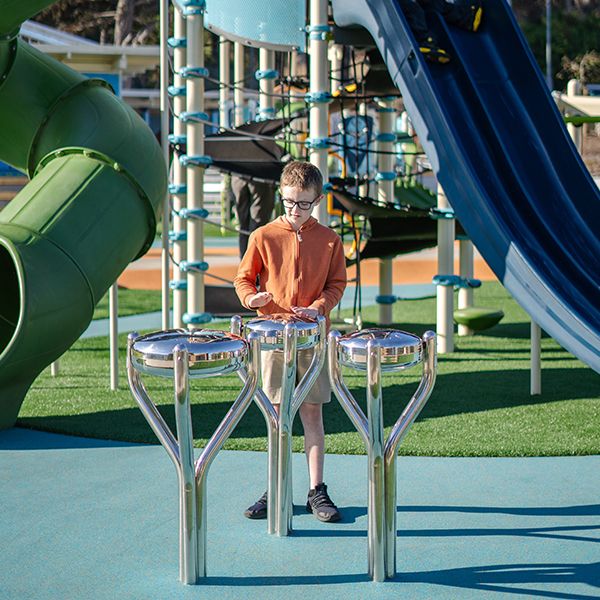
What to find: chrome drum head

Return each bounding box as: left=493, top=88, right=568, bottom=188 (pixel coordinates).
left=337, top=328, right=422, bottom=372
left=245, top=314, right=320, bottom=350
left=130, top=329, right=248, bottom=378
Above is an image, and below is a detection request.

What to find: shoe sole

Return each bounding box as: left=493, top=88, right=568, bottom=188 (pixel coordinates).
left=244, top=508, right=267, bottom=519
left=244, top=511, right=267, bottom=519
left=306, top=504, right=342, bottom=523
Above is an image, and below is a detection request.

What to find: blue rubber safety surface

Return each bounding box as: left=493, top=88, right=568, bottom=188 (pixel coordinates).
left=1, top=427, right=598, bottom=600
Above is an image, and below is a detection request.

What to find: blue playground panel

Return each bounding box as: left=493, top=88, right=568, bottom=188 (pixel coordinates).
left=205, top=0, right=306, bottom=50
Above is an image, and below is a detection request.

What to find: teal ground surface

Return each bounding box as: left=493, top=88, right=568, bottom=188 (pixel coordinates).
left=1, top=428, right=598, bottom=600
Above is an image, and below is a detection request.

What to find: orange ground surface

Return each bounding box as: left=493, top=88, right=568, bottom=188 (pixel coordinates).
left=118, top=244, right=497, bottom=291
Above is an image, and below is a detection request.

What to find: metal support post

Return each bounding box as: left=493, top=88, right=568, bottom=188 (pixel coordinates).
left=234, top=43, right=245, bottom=127
left=173, top=344, right=197, bottom=582
left=329, top=44, right=342, bottom=96
left=184, top=7, right=207, bottom=327
left=376, top=97, right=396, bottom=325
left=531, top=321, right=542, bottom=395
left=436, top=185, right=454, bottom=353
left=457, top=238, right=474, bottom=336
left=366, top=341, right=385, bottom=582
left=109, top=282, right=119, bottom=390
left=566, top=79, right=582, bottom=153
left=309, top=0, right=330, bottom=224
left=245, top=315, right=326, bottom=537
left=219, top=37, right=232, bottom=234
left=277, top=324, right=297, bottom=536
left=219, top=37, right=231, bottom=128
left=160, top=0, right=171, bottom=330
left=172, top=10, right=188, bottom=328
left=258, top=48, right=276, bottom=121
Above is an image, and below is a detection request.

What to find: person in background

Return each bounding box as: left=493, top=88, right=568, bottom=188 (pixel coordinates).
left=232, top=175, right=275, bottom=259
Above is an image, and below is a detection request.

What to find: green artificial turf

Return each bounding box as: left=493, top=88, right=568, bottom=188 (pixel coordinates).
left=94, top=289, right=163, bottom=320
left=18, top=282, right=600, bottom=456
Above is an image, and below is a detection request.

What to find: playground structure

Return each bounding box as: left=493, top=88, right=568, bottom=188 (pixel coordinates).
left=0, top=0, right=599, bottom=594
left=158, top=0, right=599, bottom=386
left=0, top=0, right=598, bottom=424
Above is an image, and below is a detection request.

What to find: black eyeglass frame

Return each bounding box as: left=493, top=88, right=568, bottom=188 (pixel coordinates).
left=280, top=195, right=323, bottom=210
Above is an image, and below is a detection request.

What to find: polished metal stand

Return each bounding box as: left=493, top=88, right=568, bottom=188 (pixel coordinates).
left=238, top=314, right=326, bottom=537
left=328, top=328, right=437, bottom=582
left=127, top=329, right=259, bottom=584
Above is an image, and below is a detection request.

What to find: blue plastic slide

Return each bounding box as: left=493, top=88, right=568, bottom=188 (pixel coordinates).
left=332, top=0, right=600, bottom=372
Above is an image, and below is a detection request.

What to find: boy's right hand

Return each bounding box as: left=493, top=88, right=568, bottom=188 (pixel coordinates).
left=247, top=292, right=273, bottom=309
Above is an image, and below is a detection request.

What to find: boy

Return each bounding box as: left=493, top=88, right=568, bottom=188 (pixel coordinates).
left=234, top=161, right=347, bottom=523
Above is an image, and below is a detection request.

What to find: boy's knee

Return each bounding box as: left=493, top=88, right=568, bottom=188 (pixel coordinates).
left=299, top=402, right=323, bottom=422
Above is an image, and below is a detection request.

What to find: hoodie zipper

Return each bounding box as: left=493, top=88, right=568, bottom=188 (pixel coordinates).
left=294, top=227, right=303, bottom=303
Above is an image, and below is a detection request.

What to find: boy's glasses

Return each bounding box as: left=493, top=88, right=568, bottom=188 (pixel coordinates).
left=281, top=197, right=320, bottom=210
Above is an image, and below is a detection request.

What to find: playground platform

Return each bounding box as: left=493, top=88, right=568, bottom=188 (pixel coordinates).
left=1, top=427, right=598, bottom=600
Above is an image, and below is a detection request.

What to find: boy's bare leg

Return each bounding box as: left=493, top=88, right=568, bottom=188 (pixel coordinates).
left=299, top=402, right=325, bottom=487
left=299, top=402, right=341, bottom=522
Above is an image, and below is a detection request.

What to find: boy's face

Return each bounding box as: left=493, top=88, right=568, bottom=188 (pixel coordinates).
left=280, top=185, right=322, bottom=230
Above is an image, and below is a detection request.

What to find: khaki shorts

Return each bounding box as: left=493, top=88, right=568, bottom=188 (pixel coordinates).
left=260, top=348, right=331, bottom=405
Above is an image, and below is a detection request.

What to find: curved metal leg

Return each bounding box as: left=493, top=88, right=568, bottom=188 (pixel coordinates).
left=277, top=324, right=297, bottom=536
left=292, top=316, right=326, bottom=416
left=366, top=341, right=385, bottom=583
left=328, top=331, right=369, bottom=447
left=231, top=316, right=279, bottom=535
left=384, top=331, right=437, bottom=579
left=173, top=345, right=199, bottom=584
left=194, top=332, right=260, bottom=576
left=128, top=333, right=196, bottom=583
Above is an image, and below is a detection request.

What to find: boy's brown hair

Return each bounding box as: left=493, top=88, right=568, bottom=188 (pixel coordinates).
left=280, top=161, right=323, bottom=195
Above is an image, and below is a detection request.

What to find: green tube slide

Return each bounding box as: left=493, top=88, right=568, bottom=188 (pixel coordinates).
left=0, top=2, right=167, bottom=429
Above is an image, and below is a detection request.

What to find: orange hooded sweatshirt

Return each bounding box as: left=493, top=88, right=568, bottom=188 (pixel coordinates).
left=234, top=216, right=347, bottom=326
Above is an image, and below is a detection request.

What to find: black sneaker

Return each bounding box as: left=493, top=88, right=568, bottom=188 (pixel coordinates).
left=306, top=483, right=341, bottom=522
left=419, top=37, right=451, bottom=64
left=244, top=490, right=267, bottom=519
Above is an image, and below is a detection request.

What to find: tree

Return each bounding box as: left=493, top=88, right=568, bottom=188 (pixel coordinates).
left=33, top=0, right=159, bottom=45
left=114, top=0, right=134, bottom=45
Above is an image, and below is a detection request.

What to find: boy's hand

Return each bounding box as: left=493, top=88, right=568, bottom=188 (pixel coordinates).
left=291, top=306, right=319, bottom=320
left=247, top=292, right=273, bottom=308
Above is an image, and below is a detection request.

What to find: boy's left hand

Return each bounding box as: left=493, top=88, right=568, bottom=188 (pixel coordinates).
left=291, top=306, right=319, bottom=320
